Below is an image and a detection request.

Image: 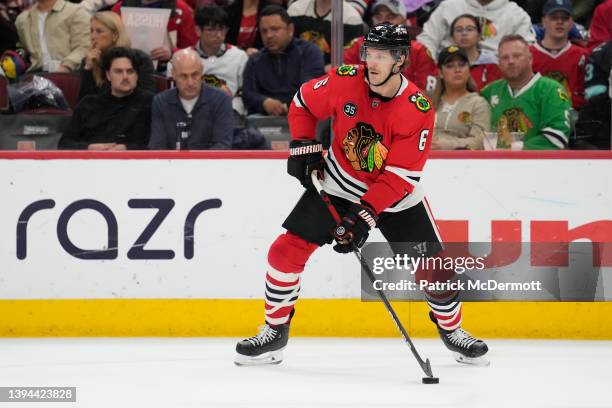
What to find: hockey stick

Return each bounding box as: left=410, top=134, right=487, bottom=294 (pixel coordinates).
left=310, top=170, right=436, bottom=380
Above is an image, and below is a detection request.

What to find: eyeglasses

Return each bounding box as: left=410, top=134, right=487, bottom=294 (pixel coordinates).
left=453, top=26, right=478, bottom=34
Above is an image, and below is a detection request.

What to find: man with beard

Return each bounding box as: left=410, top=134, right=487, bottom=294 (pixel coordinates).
left=235, top=23, right=489, bottom=368
left=481, top=34, right=571, bottom=149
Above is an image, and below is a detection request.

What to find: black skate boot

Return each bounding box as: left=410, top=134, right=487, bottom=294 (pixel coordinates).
left=430, top=311, right=489, bottom=366
left=235, top=317, right=292, bottom=366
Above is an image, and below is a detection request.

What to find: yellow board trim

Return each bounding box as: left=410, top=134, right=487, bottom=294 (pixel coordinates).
left=1, top=299, right=611, bottom=339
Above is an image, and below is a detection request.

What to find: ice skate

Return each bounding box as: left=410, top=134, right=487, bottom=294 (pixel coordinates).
left=234, top=322, right=291, bottom=366
left=430, top=312, right=490, bottom=366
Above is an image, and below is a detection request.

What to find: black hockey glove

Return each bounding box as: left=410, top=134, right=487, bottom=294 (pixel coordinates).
left=287, top=140, right=324, bottom=189
left=332, top=202, right=378, bottom=254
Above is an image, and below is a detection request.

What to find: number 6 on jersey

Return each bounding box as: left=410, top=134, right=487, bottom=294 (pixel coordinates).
left=419, top=129, right=429, bottom=151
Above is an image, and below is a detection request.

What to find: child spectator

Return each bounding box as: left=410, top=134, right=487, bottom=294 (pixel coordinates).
left=450, top=13, right=501, bottom=90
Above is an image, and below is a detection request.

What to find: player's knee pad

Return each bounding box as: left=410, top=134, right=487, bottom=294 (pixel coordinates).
left=268, top=232, right=318, bottom=273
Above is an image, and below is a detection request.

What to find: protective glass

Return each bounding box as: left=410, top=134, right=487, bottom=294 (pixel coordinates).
left=359, top=46, right=399, bottom=64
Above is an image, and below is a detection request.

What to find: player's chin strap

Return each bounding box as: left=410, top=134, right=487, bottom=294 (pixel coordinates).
left=310, top=170, right=437, bottom=383
left=364, top=63, right=401, bottom=88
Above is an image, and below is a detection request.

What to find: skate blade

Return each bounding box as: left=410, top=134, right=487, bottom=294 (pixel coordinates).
left=234, top=349, right=284, bottom=366
left=453, top=352, right=490, bottom=366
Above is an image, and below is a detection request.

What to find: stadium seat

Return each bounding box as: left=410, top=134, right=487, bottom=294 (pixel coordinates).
left=152, top=74, right=172, bottom=93
left=0, top=75, right=8, bottom=113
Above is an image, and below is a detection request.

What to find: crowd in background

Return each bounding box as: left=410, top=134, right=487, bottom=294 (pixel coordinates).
left=0, top=0, right=611, bottom=150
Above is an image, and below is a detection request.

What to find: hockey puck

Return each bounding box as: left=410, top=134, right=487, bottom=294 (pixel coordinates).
left=422, top=376, right=439, bottom=384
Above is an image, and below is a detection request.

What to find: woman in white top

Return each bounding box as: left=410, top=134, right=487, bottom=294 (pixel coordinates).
left=430, top=45, right=491, bottom=150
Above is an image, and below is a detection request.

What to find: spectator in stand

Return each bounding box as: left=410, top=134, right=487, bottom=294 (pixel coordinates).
left=242, top=5, right=324, bottom=116
left=430, top=46, right=490, bottom=150
left=149, top=48, right=234, bottom=149
left=288, top=0, right=363, bottom=69
left=515, top=0, right=598, bottom=28
left=480, top=35, right=571, bottom=150
left=59, top=47, right=153, bottom=150
left=450, top=14, right=501, bottom=90
left=530, top=0, right=589, bottom=110
left=588, top=0, right=612, bottom=49
left=78, top=11, right=155, bottom=102
left=112, top=0, right=198, bottom=66
left=225, top=0, right=275, bottom=56
left=187, top=5, right=249, bottom=116
left=15, top=0, right=90, bottom=72
left=584, top=40, right=611, bottom=100
left=417, top=0, right=535, bottom=58
left=343, top=0, right=438, bottom=92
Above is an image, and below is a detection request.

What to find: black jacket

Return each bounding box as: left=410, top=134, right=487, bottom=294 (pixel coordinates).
left=59, top=88, right=153, bottom=149
left=242, top=38, right=325, bottom=114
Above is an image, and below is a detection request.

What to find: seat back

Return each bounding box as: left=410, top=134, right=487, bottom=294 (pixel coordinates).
left=0, top=75, right=9, bottom=112
left=152, top=74, right=172, bottom=93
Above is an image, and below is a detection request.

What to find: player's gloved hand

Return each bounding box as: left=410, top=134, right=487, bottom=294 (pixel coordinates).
left=332, top=202, right=378, bottom=254
left=287, top=140, right=324, bottom=188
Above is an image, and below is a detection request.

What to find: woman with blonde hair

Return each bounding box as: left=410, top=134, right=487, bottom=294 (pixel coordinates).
left=78, top=11, right=155, bottom=101
left=430, top=45, right=491, bottom=150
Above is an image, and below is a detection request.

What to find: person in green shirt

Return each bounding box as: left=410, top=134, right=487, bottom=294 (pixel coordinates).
left=481, top=34, right=571, bottom=150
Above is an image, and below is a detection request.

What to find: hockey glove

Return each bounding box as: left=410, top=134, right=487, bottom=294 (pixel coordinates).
left=287, top=140, right=324, bottom=189
left=332, top=202, right=378, bottom=254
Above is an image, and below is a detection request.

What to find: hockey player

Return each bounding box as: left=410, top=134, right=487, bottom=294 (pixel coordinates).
left=235, top=23, right=489, bottom=366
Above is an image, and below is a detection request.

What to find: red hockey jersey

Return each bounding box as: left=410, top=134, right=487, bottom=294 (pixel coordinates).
left=530, top=42, right=589, bottom=109
left=289, top=65, right=435, bottom=214
left=343, top=37, right=439, bottom=92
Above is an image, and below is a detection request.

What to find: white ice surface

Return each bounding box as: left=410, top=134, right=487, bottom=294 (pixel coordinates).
left=0, top=338, right=610, bottom=408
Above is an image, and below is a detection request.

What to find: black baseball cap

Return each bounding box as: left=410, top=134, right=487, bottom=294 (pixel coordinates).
left=437, top=45, right=469, bottom=67
left=543, top=0, right=572, bottom=16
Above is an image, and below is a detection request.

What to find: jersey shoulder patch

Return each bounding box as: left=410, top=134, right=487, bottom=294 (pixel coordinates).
left=408, top=91, right=432, bottom=113
left=335, top=64, right=360, bottom=77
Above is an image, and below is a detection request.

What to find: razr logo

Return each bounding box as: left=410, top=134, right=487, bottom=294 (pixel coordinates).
left=16, top=198, right=222, bottom=260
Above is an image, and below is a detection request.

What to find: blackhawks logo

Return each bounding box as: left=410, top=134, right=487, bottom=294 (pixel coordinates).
left=478, top=17, right=497, bottom=39
left=458, top=111, right=472, bottom=124
left=300, top=31, right=330, bottom=54
left=202, top=74, right=227, bottom=88
left=557, top=87, right=570, bottom=102
left=409, top=92, right=432, bottom=113
left=496, top=107, right=533, bottom=147
left=545, top=71, right=571, bottom=98
left=342, top=122, right=389, bottom=172
left=336, top=64, right=358, bottom=77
